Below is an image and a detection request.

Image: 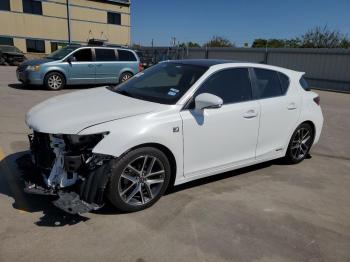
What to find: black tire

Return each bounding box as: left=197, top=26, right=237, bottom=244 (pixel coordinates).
left=119, top=72, right=133, bottom=83
left=284, top=123, right=314, bottom=164
left=107, top=147, right=171, bottom=212
left=44, top=72, right=66, bottom=90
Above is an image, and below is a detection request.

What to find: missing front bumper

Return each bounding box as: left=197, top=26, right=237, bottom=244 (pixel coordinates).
left=18, top=153, right=112, bottom=214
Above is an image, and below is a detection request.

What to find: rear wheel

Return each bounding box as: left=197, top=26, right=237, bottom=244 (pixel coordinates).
left=107, top=147, right=171, bottom=212
left=285, top=123, right=314, bottom=164
left=44, top=72, right=66, bottom=90
left=119, top=72, right=133, bottom=83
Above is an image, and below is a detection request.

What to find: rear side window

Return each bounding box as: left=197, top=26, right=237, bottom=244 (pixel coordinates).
left=299, top=77, right=311, bottom=91
left=195, top=68, right=252, bottom=105
left=254, top=68, right=282, bottom=99
left=278, top=72, right=290, bottom=94
left=95, top=49, right=117, bottom=61
left=72, top=49, right=92, bottom=62
left=118, top=50, right=137, bottom=61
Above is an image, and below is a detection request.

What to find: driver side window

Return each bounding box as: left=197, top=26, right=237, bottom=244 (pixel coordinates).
left=71, top=49, right=92, bottom=62
left=190, top=68, right=252, bottom=108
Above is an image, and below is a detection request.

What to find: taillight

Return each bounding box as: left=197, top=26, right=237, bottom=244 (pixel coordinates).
left=313, top=96, right=320, bottom=106
left=138, top=63, right=143, bottom=72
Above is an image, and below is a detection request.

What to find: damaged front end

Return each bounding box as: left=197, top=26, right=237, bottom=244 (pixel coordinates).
left=23, top=131, right=113, bottom=214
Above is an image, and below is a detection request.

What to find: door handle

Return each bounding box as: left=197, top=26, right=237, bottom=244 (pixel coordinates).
left=243, top=109, right=258, bottom=119
left=287, top=103, right=297, bottom=110
left=96, top=64, right=103, bottom=67
left=88, top=64, right=95, bottom=68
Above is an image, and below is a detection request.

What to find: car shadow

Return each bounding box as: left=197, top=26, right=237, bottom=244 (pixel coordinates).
left=1, top=150, right=311, bottom=221
left=0, top=151, right=90, bottom=227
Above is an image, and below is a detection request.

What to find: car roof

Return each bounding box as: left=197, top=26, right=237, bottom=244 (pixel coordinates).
left=169, top=59, right=241, bottom=67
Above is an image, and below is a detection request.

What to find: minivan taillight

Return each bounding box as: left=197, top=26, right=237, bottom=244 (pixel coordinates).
left=138, top=63, right=143, bottom=72
left=313, top=96, right=320, bottom=106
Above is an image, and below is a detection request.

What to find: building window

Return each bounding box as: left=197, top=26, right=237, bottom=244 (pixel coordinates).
left=0, top=37, right=14, bottom=45
left=0, top=0, right=11, bottom=11
left=22, top=0, right=42, bottom=15
left=26, top=39, right=45, bottom=53
left=107, top=12, right=121, bottom=25
left=51, top=42, right=68, bottom=52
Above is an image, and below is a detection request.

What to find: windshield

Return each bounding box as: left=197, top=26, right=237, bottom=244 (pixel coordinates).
left=112, top=62, right=208, bottom=105
left=47, top=46, right=79, bottom=60
left=0, top=45, right=21, bottom=53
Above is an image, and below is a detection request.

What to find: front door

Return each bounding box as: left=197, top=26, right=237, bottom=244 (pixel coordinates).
left=68, top=48, right=95, bottom=85
left=180, top=68, right=260, bottom=178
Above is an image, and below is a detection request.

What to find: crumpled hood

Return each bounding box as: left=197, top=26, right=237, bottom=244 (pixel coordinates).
left=26, top=87, right=168, bottom=134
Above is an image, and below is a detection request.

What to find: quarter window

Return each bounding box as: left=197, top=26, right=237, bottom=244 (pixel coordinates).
left=22, top=0, right=42, bottom=15
left=254, top=68, right=282, bottom=99
left=107, top=12, right=121, bottom=25
left=26, top=39, right=45, bottom=53
left=118, top=50, right=137, bottom=61
left=71, top=49, right=92, bottom=62
left=278, top=72, right=290, bottom=94
left=194, top=68, right=252, bottom=105
left=0, top=37, right=14, bottom=45
left=299, top=77, right=311, bottom=91
left=0, top=0, right=10, bottom=11
left=95, top=49, right=117, bottom=61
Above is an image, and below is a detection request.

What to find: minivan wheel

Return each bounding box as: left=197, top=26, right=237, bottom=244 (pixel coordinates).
left=285, top=123, right=314, bottom=164
left=107, top=147, right=171, bottom=212
left=119, top=72, right=133, bottom=83
left=44, top=72, right=66, bottom=90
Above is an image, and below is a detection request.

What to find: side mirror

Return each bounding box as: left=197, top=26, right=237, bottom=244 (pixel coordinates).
left=67, top=56, right=76, bottom=64
left=195, top=93, right=223, bottom=111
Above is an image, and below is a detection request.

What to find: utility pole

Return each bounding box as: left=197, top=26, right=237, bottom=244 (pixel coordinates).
left=66, top=0, right=72, bottom=43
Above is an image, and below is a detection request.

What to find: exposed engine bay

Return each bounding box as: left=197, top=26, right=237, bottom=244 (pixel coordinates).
left=22, top=131, right=113, bottom=214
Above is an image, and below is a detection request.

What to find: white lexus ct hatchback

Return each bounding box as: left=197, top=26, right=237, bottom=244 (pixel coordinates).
left=24, top=60, right=323, bottom=214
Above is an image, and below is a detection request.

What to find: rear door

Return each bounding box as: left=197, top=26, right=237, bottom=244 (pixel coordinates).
left=94, top=48, right=119, bottom=84
left=252, top=68, right=301, bottom=159
left=67, top=48, right=95, bottom=84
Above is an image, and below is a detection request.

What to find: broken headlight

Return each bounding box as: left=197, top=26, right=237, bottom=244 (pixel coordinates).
left=63, top=132, right=109, bottom=151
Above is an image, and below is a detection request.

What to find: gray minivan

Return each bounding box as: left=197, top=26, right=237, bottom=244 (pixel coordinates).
left=17, top=45, right=141, bottom=90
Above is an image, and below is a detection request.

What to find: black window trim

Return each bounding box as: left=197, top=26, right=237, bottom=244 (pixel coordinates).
left=250, top=67, right=290, bottom=100
left=182, top=67, right=255, bottom=111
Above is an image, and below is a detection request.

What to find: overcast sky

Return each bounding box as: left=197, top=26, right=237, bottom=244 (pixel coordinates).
left=131, top=0, right=350, bottom=47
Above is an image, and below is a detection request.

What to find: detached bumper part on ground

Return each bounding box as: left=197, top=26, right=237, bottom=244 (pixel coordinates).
left=20, top=132, right=113, bottom=214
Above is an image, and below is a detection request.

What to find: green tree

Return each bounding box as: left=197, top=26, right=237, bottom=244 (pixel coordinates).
left=204, top=36, right=234, bottom=48
left=179, top=41, right=201, bottom=48
left=252, top=38, right=267, bottom=48
left=300, top=25, right=347, bottom=48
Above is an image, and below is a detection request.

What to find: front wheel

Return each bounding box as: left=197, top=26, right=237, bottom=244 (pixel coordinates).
left=284, top=123, right=314, bottom=164
left=107, top=147, right=171, bottom=212
left=119, top=72, right=133, bottom=83
left=44, top=72, right=66, bottom=90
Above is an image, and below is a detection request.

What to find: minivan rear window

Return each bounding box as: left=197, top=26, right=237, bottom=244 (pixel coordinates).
left=95, top=49, right=117, bottom=61
left=118, top=50, right=137, bottom=61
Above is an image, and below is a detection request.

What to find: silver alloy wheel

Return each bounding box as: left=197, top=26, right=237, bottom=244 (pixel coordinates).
left=290, top=127, right=312, bottom=160
left=121, top=73, right=132, bottom=82
left=118, top=155, right=165, bottom=206
left=48, top=74, right=63, bottom=90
